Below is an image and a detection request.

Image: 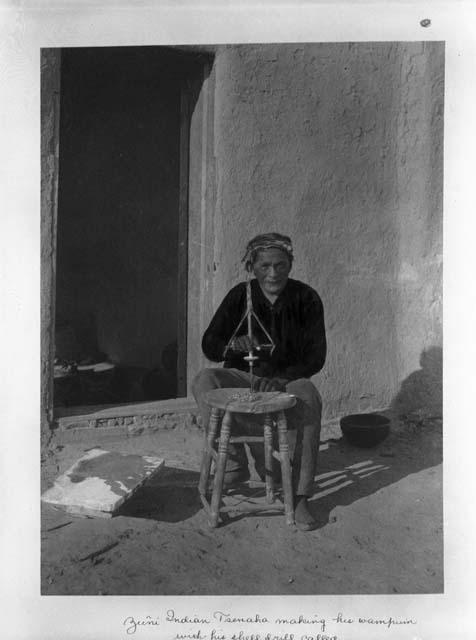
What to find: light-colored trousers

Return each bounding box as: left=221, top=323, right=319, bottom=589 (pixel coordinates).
left=191, top=367, right=322, bottom=496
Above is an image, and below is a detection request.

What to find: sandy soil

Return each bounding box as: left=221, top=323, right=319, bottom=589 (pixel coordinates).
left=41, top=413, right=442, bottom=595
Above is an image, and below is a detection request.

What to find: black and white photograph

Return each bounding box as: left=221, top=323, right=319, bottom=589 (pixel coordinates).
left=2, top=2, right=476, bottom=638
left=39, top=39, right=443, bottom=596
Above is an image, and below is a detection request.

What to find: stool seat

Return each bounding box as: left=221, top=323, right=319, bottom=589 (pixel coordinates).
left=199, top=387, right=296, bottom=528
left=204, top=387, right=296, bottom=413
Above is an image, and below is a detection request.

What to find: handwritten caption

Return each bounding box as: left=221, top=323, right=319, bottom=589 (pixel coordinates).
left=122, top=609, right=417, bottom=639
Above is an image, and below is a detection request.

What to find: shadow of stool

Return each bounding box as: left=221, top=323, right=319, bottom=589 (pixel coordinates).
left=198, top=387, right=296, bottom=528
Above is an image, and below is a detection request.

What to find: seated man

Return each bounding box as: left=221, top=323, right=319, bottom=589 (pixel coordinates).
left=192, top=232, right=326, bottom=531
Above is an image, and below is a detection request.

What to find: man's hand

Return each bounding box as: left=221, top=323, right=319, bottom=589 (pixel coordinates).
left=255, top=377, right=288, bottom=392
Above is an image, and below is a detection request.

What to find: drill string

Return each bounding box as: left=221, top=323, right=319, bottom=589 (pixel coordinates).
left=222, top=290, right=275, bottom=359
left=245, top=274, right=258, bottom=395
left=222, top=272, right=276, bottom=401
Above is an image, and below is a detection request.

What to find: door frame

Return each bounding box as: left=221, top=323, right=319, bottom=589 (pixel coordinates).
left=40, top=46, right=216, bottom=433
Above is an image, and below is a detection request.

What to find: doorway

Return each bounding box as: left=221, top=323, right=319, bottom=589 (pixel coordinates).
left=53, top=46, right=205, bottom=408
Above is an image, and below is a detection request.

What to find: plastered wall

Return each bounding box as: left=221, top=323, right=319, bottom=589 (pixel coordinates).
left=209, top=42, right=443, bottom=419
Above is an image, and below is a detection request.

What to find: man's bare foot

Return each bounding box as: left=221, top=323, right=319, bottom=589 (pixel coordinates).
left=294, top=495, right=317, bottom=531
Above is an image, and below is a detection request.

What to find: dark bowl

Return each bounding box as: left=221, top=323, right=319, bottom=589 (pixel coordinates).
left=340, top=413, right=390, bottom=448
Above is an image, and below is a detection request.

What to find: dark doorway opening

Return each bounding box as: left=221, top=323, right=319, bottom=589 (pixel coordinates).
left=54, top=46, right=205, bottom=408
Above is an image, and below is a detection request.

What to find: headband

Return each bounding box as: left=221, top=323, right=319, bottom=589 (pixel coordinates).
left=241, top=236, right=294, bottom=265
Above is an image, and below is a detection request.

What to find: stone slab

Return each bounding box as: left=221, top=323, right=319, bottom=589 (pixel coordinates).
left=41, top=448, right=164, bottom=517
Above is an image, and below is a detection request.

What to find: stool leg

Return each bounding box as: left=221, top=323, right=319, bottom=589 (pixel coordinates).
left=263, top=413, right=275, bottom=504
left=199, top=407, right=221, bottom=497
left=209, top=410, right=233, bottom=527
left=277, top=410, right=295, bottom=525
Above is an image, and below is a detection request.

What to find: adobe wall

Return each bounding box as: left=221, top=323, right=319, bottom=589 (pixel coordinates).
left=209, top=42, right=443, bottom=419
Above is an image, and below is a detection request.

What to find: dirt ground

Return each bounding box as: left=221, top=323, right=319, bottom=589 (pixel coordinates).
left=41, top=412, right=443, bottom=595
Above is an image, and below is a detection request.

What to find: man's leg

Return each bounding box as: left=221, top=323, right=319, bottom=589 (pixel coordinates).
left=284, top=378, right=322, bottom=529
left=245, top=379, right=322, bottom=509
left=192, top=368, right=252, bottom=481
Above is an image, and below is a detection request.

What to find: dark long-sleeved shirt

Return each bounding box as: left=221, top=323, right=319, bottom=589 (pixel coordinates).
left=202, top=278, right=326, bottom=381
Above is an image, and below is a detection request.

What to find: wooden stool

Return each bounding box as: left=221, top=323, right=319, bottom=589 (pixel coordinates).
left=198, top=387, right=297, bottom=528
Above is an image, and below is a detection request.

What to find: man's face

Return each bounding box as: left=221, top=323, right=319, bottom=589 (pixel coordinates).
left=251, top=248, right=292, bottom=296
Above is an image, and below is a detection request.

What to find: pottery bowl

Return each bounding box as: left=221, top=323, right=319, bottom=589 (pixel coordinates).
left=340, top=413, right=390, bottom=448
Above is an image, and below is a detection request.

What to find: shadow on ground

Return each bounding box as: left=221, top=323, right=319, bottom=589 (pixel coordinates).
left=114, top=409, right=441, bottom=530
left=198, top=410, right=442, bottom=529
left=44, top=346, right=443, bottom=530
left=116, top=466, right=201, bottom=522
left=41, top=346, right=443, bottom=595
left=307, top=345, right=442, bottom=528
left=115, top=345, right=443, bottom=528
left=307, top=416, right=441, bottom=528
